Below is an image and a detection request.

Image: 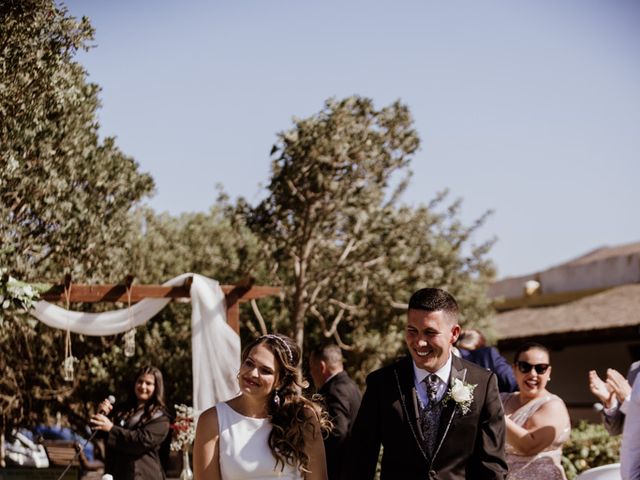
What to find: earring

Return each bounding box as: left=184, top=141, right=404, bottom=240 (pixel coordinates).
left=273, top=389, right=281, bottom=407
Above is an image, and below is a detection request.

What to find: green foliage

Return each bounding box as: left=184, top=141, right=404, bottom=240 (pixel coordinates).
left=0, top=0, right=154, bottom=281
left=562, top=421, right=621, bottom=479
left=0, top=269, right=44, bottom=316
left=0, top=2, right=498, bottom=432
left=127, top=198, right=264, bottom=286
left=244, top=96, right=496, bottom=378
left=0, top=0, right=153, bottom=432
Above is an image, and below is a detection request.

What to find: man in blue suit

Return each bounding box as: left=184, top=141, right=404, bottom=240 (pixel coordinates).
left=457, top=329, right=517, bottom=393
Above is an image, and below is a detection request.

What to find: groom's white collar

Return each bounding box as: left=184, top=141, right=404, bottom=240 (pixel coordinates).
left=412, top=353, right=453, bottom=386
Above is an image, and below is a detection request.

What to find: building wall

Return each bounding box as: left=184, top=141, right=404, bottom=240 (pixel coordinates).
left=490, top=250, right=640, bottom=300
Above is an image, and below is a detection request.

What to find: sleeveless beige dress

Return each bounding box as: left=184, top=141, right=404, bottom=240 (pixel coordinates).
left=501, top=392, right=570, bottom=480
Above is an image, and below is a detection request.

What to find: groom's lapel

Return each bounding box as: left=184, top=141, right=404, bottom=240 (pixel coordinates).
left=393, top=357, right=429, bottom=461
left=432, top=356, right=467, bottom=459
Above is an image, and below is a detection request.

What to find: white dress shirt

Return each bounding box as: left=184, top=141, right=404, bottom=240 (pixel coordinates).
left=413, top=354, right=452, bottom=409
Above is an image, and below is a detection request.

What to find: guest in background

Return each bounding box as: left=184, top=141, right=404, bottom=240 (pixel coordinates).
left=457, top=329, right=517, bottom=393
left=501, top=342, right=570, bottom=480
left=589, top=361, right=640, bottom=480
left=91, top=365, right=171, bottom=480
left=309, top=343, right=361, bottom=480
left=589, top=361, right=640, bottom=435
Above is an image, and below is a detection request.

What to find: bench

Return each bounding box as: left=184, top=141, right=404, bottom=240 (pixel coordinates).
left=41, top=441, right=103, bottom=480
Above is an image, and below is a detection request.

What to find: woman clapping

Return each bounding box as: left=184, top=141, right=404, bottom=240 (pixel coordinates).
left=501, top=342, right=571, bottom=480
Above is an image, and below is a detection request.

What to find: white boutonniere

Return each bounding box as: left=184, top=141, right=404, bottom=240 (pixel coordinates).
left=444, top=378, right=476, bottom=415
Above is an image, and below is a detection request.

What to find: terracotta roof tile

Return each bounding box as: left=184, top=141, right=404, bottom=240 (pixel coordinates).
left=494, top=284, right=640, bottom=340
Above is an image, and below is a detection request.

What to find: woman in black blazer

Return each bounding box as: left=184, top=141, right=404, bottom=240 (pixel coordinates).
left=91, top=365, right=171, bottom=480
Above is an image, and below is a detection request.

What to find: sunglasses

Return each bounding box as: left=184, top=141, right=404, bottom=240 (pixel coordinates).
left=516, top=361, right=550, bottom=375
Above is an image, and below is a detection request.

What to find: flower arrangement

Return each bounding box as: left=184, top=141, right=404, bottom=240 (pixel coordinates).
left=171, top=404, right=196, bottom=452
left=444, top=378, right=476, bottom=415
left=0, top=269, right=42, bottom=319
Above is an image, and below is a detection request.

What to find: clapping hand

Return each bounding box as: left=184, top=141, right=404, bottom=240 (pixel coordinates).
left=606, top=368, right=632, bottom=404
left=589, top=370, right=614, bottom=408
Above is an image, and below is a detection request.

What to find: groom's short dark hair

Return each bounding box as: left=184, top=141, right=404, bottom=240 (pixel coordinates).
left=408, top=288, right=459, bottom=322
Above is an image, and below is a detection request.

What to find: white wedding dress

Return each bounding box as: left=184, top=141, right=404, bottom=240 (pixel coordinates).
left=217, top=402, right=303, bottom=479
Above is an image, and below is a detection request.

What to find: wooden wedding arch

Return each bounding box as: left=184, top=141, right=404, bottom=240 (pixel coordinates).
left=40, top=275, right=281, bottom=333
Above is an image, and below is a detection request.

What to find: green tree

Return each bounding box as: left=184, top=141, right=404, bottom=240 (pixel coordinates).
left=0, top=0, right=154, bottom=280
left=0, top=0, right=154, bottom=431
left=72, top=198, right=268, bottom=424
left=244, top=96, right=495, bottom=377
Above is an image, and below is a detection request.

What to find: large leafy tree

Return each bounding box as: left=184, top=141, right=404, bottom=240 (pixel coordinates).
left=0, top=0, right=154, bottom=431
left=245, top=96, right=496, bottom=377
left=0, top=0, right=153, bottom=280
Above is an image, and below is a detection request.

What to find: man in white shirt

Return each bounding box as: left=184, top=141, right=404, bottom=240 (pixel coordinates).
left=344, top=287, right=507, bottom=480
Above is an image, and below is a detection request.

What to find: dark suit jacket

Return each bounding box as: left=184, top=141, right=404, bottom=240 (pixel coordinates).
left=318, top=371, right=362, bottom=480
left=343, top=355, right=507, bottom=480
left=460, top=347, right=518, bottom=393
left=105, top=409, right=170, bottom=480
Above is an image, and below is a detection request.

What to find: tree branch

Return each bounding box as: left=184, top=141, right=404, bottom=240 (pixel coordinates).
left=250, top=299, right=268, bottom=335
left=333, top=329, right=354, bottom=351
left=323, top=308, right=345, bottom=338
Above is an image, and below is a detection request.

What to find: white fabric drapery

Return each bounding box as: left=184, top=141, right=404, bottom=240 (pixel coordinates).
left=30, top=273, right=240, bottom=412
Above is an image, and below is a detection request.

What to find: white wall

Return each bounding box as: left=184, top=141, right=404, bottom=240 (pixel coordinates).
left=490, top=251, right=640, bottom=300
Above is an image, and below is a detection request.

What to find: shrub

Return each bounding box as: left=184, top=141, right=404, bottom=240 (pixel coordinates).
left=562, top=421, right=621, bottom=479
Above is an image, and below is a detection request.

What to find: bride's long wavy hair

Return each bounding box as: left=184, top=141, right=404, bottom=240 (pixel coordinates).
left=241, top=334, right=331, bottom=473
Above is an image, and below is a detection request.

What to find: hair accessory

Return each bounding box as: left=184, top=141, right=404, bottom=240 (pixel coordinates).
left=261, top=334, right=294, bottom=363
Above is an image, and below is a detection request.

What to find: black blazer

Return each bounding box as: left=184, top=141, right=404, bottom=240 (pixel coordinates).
left=318, top=371, right=362, bottom=480
left=105, top=409, right=170, bottom=480
left=343, top=355, right=507, bottom=480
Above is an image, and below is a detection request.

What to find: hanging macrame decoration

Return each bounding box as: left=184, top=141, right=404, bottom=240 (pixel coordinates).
left=123, top=327, right=136, bottom=357
left=62, top=329, right=75, bottom=381
left=62, top=284, right=76, bottom=381
left=123, top=283, right=136, bottom=357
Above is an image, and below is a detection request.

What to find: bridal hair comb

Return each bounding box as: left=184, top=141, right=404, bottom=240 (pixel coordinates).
left=261, top=334, right=294, bottom=364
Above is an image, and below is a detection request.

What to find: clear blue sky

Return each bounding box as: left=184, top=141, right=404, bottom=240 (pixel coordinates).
left=64, top=0, right=640, bottom=279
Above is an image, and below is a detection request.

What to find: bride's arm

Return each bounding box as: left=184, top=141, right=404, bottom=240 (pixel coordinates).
left=193, top=407, right=222, bottom=480
left=505, top=398, right=570, bottom=456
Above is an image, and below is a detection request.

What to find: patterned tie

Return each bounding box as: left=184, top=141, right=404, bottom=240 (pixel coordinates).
left=420, top=374, right=442, bottom=456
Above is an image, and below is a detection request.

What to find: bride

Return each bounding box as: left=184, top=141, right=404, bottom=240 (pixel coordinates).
left=194, top=333, right=331, bottom=479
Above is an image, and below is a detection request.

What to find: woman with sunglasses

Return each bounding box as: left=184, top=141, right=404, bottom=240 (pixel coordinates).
left=500, top=342, right=571, bottom=479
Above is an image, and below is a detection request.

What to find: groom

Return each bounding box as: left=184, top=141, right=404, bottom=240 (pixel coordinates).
left=343, top=288, right=507, bottom=479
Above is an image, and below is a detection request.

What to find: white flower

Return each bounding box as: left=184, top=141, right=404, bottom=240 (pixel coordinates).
left=0, top=273, right=41, bottom=316
left=444, top=378, right=476, bottom=415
